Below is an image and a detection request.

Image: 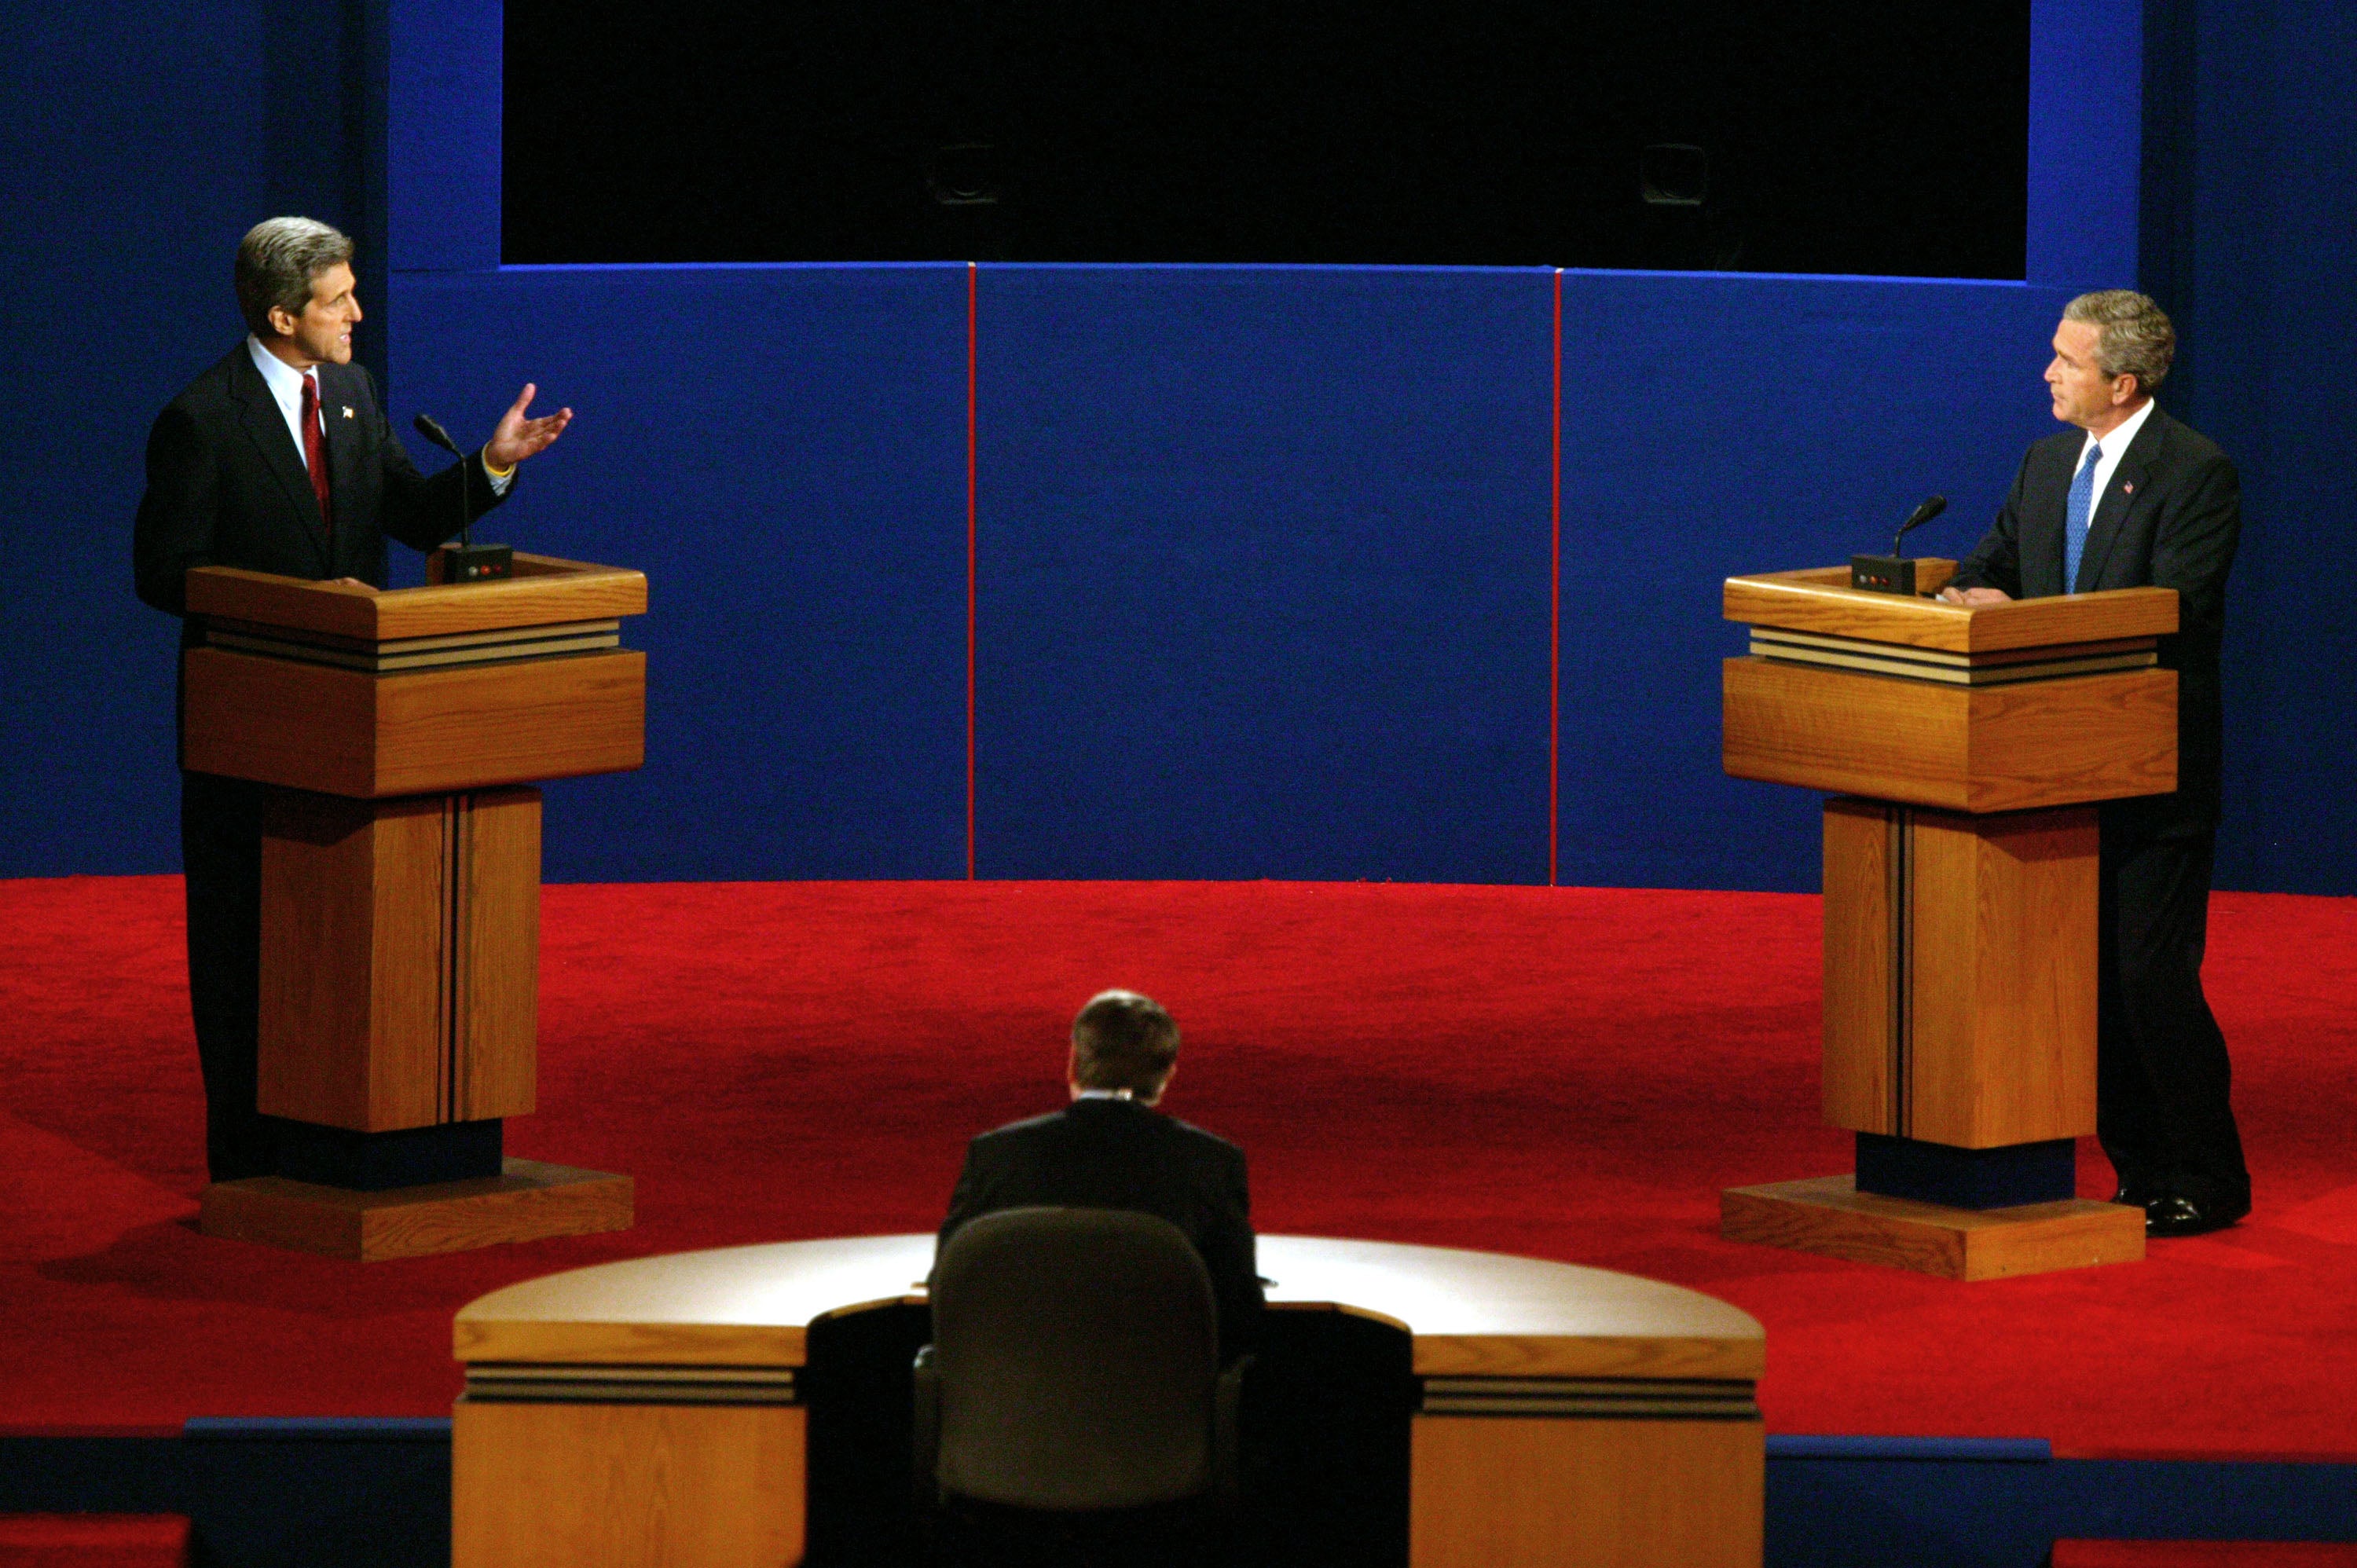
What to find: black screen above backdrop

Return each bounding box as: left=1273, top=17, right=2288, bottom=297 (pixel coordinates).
left=504, top=1, right=2029, bottom=277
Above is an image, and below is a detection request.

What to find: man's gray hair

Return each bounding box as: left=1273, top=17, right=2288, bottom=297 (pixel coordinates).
left=234, top=217, right=355, bottom=336
left=2063, top=290, right=2176, bottom=394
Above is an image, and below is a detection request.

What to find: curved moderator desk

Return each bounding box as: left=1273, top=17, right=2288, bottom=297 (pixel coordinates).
left=453, top=1234, right=1765, bottom=1568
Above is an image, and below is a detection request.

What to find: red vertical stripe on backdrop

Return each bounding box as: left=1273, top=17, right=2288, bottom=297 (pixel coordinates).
left=1549, top=269, right=1563, bottom=887
left=966, top=262, right=979, bottom=880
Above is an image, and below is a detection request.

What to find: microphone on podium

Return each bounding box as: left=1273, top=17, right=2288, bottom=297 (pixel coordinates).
left=1850, top=494, right=1948, bottom=595
left=413, top=412, right=514, bottom=584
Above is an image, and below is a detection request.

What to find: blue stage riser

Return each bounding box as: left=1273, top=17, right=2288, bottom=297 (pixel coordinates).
left=6, top=1427, right=2353, bottom=1568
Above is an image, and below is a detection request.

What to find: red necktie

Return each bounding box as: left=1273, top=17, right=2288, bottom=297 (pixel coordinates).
left=299, top=372, right=333, bottom=537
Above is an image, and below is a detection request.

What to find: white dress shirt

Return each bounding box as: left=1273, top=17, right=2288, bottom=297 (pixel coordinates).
left=244, top=335, right=510, bottom=493
left=2076, top=395, right=2157, bottom=516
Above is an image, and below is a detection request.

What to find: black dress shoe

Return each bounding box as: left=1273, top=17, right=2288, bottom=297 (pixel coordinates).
left=2110, top=1184, right=2155, bottom=1208
left=2145, top=1193, right=2250, bottom=1237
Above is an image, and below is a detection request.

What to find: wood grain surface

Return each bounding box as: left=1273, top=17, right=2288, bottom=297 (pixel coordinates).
left=369, top=650, right=645, bottom=795
left=1820, top=799, right=1898, bottom=1136
left=448, top=1234, right=1761, bottom=1568
left=184, top=647, right=646, bottom=797
left=1722, top=658, right=2176, bottom=811
left=255, top=790, right=541, bottom=1131
left=1410, top=1413, right=1763, bottom=1568
left=1721, top=1175, right=2144, bottom=1280
left=199, top=1159, right=632, bottom=1261
left=1724, top=566, right=2175, bottom=653
left=1906, top=807, right=2099, bottom=1147
left=257, top=793, right=446, bottom=1130
left=183, top=648, right=381, bottom=795
left=453, top=1401, right=803, bottom=1568
left=456, top=789, right=540, bottom=1122
left=188, top=555, right=647, bottom=641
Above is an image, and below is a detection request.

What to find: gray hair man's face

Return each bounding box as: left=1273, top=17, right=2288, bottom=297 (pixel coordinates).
left=264, top=262, right=363, bottom=369
left=2044, top=318, right=2135, bottom=432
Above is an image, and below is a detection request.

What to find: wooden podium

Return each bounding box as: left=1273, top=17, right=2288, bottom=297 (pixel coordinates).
left=1717, top=561, right=2178, bottom=1280
left=184, top=553, right=646, bottom=1259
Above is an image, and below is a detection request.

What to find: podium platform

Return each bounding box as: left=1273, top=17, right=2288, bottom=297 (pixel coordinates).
left=1719, top=560, right=2178, bottom=1279
left=182, top=553, right=646, bottom=1258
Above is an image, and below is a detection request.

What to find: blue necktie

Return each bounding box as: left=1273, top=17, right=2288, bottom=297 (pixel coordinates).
left=2064, top=440, right=2102, bottom=593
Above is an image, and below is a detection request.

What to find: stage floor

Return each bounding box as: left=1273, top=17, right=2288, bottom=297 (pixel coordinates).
left=4, top=875, right=2354, bottom=1455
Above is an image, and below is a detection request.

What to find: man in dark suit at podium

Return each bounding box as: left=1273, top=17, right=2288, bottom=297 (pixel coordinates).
left=133, top=216, right=573, bottom=1182
left=1941, top=290, right=2249, bottom=1237
left=940, top=991, right=1263, bottom=1360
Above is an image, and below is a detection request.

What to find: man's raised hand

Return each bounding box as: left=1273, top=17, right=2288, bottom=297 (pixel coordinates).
left=484, top=383, right=573, bottom=471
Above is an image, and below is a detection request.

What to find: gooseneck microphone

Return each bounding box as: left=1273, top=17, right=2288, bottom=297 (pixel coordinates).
left=1851, top=494, right=1953, bottom=595
left=413, top=412, right=514, bottom=583
left=1890, top=494, right=1948, bottom=557
left=411, top=413, right=470, bottom=547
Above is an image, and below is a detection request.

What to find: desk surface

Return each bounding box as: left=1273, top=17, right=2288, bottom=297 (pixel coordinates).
left=455, top=1233, right=1763, bottom=1379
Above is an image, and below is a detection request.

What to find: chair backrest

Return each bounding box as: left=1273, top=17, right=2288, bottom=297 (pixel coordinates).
left=928, top=1206, right=1221, bottom=1511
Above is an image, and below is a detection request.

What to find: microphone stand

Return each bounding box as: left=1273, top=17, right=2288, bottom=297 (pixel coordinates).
left=413, top=413, right=514, bottom=584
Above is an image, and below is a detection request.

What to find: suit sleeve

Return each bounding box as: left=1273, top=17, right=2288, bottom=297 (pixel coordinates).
left=2146, top=451, right=2239, bottom=635
left=1949, top=449, right=2031, bottom=595
left=937, top=1141, right=995, bottom=1258
left=1201, top=1144, right=1263, bottom=1359
left=364, top=368, right=510, bottom=552
left=133, top=405, right=218, bottom=617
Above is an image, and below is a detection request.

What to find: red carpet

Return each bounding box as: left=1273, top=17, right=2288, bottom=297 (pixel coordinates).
left=3, top=875, right=2355, bottom=1454
left=0, top=1514, right=190, bottom=1568
left=2051, top=1548, right=2357, bottom=1566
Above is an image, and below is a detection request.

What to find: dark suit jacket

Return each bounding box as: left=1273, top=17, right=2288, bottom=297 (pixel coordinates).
left=940, top=1097, right=1263, bottom=1360
left=134, top=344, right=504, bottom=629
left=1951, top=405, right=2239, bottom=833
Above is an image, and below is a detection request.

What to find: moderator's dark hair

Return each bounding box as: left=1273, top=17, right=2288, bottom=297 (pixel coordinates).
left=234, top=217, right=355, bottom=337
left=1070, top=990, right=1181, bottom=1097
left=2063, top=289, right=2176, bottom=394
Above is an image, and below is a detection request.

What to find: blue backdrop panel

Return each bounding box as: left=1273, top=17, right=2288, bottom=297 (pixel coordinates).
left=974, top=266, right=1554, bottom=883
left=387, top=0, right=500, bottom=273
left=1554, top=271, right=2077, bottom=892
left=2025, top=0, right=2144, bottom=289
left=0, top=0, right=350, bottom=878
left=2169, top=0, right=2357, bottom=895
left=387, top=264, right=969, bottom=881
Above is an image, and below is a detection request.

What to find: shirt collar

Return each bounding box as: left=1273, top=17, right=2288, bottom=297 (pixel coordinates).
left=246, top=334, right=316, bottom=402
left=1072, top=1087, right=1135, bottom=1101
left=2084, top=397, right=2157, bottom=460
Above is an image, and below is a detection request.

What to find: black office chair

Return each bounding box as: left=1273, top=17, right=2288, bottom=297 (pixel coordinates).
left=914, top=1206, right=1245, bottom=1526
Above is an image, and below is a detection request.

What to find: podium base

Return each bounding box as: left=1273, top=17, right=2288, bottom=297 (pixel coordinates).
left=1721, top=1174, right=2143, bottom=1280
left=201, top=1158, right=633, bottom=1261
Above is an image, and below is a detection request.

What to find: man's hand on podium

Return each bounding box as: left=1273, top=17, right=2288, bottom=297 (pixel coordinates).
left=484, top=383, right=574, bottom=471
left=1939, top=585, right=2013, bottom=606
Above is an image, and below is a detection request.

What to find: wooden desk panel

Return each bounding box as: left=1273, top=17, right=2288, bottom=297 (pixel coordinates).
left=184, top=647, right=646, bottom=798
left=187, top=555, right=648, bottom=641
left=1723, top=657, right=2176, bottom=812
left=258, top=789, right=539, bottom=1132
left=1412, top=1414, right=1764, bottom=1568
left=453, top=1401, right=803, bottom=1568
left=1723, top=567, right=2176, bottom=654
left=453, top=1235, right=1765, bottom=1568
